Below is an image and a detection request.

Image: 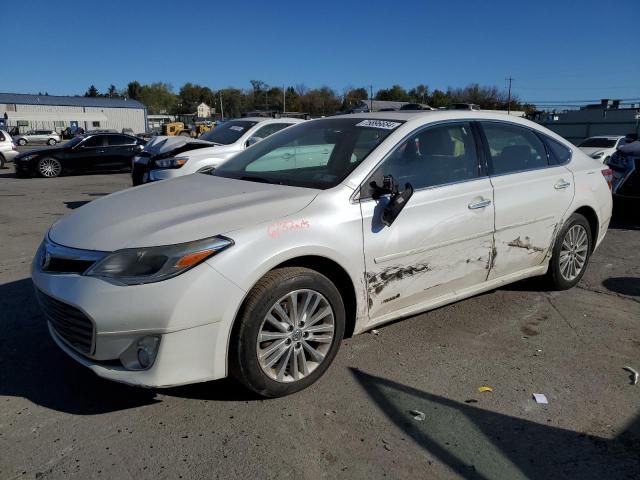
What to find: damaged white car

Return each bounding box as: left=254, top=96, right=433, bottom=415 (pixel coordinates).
left=32, top=111, right=613, bottom=397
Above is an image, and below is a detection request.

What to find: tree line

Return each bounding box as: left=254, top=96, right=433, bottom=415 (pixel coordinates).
left=83, top=81, right=532, bottom=117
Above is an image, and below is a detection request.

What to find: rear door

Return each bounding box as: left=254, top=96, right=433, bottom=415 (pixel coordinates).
left=478, top=121, right=574, bottom=280
left=105, top=135, right=140, bottom=169
left=361, top=121, right=495, bottom=320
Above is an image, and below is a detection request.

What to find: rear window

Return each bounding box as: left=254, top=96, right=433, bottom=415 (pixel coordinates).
left=544, top=137, right=572, bottom=165
left=578, top=138, right=617, bottom=148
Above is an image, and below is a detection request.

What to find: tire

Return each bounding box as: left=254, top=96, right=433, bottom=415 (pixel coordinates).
left=546, top=213, right=592, bottom=290
left=0, top=154, right=5, bottom=169
left=17, top=138, right=27, bottom=146
left=47, top=138, right=57, bottom=146
left=230, top=267, right=346, bottom=397
left=37, top=157, right=62, bottom=178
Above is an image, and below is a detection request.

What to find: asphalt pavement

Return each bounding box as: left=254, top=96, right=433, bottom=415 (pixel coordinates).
left=0, top=165, right=638, bottom=479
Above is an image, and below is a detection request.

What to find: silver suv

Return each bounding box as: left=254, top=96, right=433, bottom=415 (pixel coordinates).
left=13, top=130, right=61, bottom=146
left=0, top=130, right=17, bottom=168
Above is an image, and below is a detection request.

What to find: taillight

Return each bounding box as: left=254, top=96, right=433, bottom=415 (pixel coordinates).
left=601, top=167, right=613, bottom=190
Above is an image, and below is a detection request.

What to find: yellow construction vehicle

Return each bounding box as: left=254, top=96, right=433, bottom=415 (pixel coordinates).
left=161, top=122, right=214, bottom=138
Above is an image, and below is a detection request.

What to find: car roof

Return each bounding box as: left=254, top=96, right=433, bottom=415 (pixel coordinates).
left=236, top=117, right=304, bottom=123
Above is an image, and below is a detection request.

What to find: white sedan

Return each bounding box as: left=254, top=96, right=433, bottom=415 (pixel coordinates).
left=146, top=117, right=304, bottom=182
left=578, top=135, right=625, bottom=163
left=32, top=111, right=613, bottom=397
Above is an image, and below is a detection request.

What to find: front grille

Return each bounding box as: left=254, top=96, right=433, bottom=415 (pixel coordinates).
left=35, top=289, right=95, bottom=355
left=44, top=257, right=95, bottom=274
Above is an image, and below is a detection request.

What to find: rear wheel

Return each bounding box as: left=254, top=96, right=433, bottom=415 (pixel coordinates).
left=47, top=138, right=57, bottom=146
left=230, top=267, right=345, bottom=397
left=17, top=138, right=27, bottom=146
left=37, top=157, right=62, bottom=178
left=546, top=213, right=592, bottom=290
left=0, top=154, right=5, bottom=169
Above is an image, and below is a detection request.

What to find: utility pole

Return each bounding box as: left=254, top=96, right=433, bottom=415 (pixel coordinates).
left=369, top=85, right=373, bottom=112
left=283, top=85, right=286, bottom=113
left=219, top=91, right=224, bottom=120
left=506, top=77, right=513, bottom=115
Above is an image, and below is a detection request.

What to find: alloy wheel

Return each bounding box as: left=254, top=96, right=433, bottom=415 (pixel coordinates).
left=39, top=158, right=61, bottom=178
left=256, top=289, right=335, bottom=383
left=559, top=224, right=589, bottom=281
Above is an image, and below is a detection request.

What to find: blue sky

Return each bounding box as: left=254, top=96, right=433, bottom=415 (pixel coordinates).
left=3, top=0, right=638, bottom=105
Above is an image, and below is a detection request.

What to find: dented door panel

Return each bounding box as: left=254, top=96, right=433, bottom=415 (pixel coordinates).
left=488, top=166, right=574, bottom=280
left=361, top=178, right=495, bottom=320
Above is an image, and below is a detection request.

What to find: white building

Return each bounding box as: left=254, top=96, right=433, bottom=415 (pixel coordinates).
left=0, top=93, right=148, bottom=134
left=196, top=102, right=211, bottom=118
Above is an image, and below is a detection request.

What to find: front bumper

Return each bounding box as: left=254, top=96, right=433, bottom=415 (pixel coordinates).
left=2, top=150, right=18, bottom=162
left=32, top=258, right=246, bottom=387
left=148, top=168, right=185, bottom=182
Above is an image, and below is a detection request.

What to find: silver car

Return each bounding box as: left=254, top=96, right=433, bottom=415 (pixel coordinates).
left=14, top=130, right=61, bottom=146
left=0, top=130, right=18, bottom=167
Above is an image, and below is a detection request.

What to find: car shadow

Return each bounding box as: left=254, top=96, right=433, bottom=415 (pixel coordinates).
left=64, top=201, right=91, bottom=209
left=0, top=278, right=255, bottom=415
left=602, top=277, right=640, bottom=297
left=351, top=369, right=640, bottom=479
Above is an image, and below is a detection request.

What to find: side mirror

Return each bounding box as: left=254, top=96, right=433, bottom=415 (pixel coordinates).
left=381, top=182, right=414, bottom=227
left=245, top=136, right=262, bottom=148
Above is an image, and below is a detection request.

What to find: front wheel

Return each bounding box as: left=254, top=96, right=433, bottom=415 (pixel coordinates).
left=230, top=267, right=345, bottom=397
left=47, top=138, right=57, bottom=146
left=17, top=138, right=27, bottom=146
left=546, top=213, right=592, bottom=290
left=37, top=157, right=62, bottom=178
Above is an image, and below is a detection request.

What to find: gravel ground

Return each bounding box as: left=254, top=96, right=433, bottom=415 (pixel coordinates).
left=0, top=165, right=638, bottom=480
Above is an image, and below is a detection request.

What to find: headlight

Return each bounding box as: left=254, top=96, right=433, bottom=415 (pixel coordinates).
left=18, top=154, right=38, bottom=162
left=84, top=236, right=233, bottom=285
left=154, top=156, right=189, bottom=169
left=591, top=151, right=605, bottom=159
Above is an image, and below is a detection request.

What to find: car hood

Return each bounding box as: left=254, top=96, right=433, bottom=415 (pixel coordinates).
left=179, top=143, right=242, bottom=160
left=48, top=174, right=319, bottom=251
left=15, top=147, right=64, bottom=159
left=143, top=136, right=213, bottom=155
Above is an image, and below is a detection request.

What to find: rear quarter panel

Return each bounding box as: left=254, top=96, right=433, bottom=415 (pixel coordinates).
left=566, top=150, right=613, bottom=249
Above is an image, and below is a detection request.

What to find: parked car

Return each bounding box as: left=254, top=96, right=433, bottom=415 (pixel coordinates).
left=578, top=135, right=625, bottom=163
left=0, top=130, right=18, bottom=168
left=32, top=111, right=612, bottom=397
left=13, top=130, right=61, bottom=146
left=607, top=138, right=640, bottom=198
left=132, top=117, right=303, bottom=185
left=14, top=133, right=145, bottom=178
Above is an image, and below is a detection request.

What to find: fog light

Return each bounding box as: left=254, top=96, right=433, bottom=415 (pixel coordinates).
left=136, top=336, right=160, bottom=369
left=120, top=335, right=161, bottom=371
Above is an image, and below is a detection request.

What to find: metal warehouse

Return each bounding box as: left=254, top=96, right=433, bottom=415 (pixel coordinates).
left=0, top=93, right=147, bottom=135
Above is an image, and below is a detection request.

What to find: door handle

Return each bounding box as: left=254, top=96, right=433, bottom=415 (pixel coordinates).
left=97, top=149, right=105, bottom=153
left=468, top=199, right=492, bottom=210
left=554, top=180, right=571, bottom=190
left=282, top=153, right=293, bottom=159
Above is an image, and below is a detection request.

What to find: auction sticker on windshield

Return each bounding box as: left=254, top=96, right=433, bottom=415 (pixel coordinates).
left=355, top=120, right=402, bottom=130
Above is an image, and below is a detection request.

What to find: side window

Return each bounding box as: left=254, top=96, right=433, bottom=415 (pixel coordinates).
left=107, top=135, right=134, bottom=146
left=544, top=136, right=572, bottom=165
left=252, top=123, right=290, bottom=139
left=81, top=136, right=105, bottom=148
left=482, top=123, right=548, bottom=175
left=368, top=122, right=479, bottom=193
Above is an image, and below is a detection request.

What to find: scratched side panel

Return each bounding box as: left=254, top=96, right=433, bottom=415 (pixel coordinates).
left=488, top=166, right=574, bottom=280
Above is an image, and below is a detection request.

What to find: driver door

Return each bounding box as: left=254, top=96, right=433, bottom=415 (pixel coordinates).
left=360, top=122, right=495, bottom=321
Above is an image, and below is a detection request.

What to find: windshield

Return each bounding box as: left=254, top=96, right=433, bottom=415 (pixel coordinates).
left=213, top=118, right=403, bottom=189
left=199, top=120, right=258, bottom=145
left=579, top=138, right=617, bottom=148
